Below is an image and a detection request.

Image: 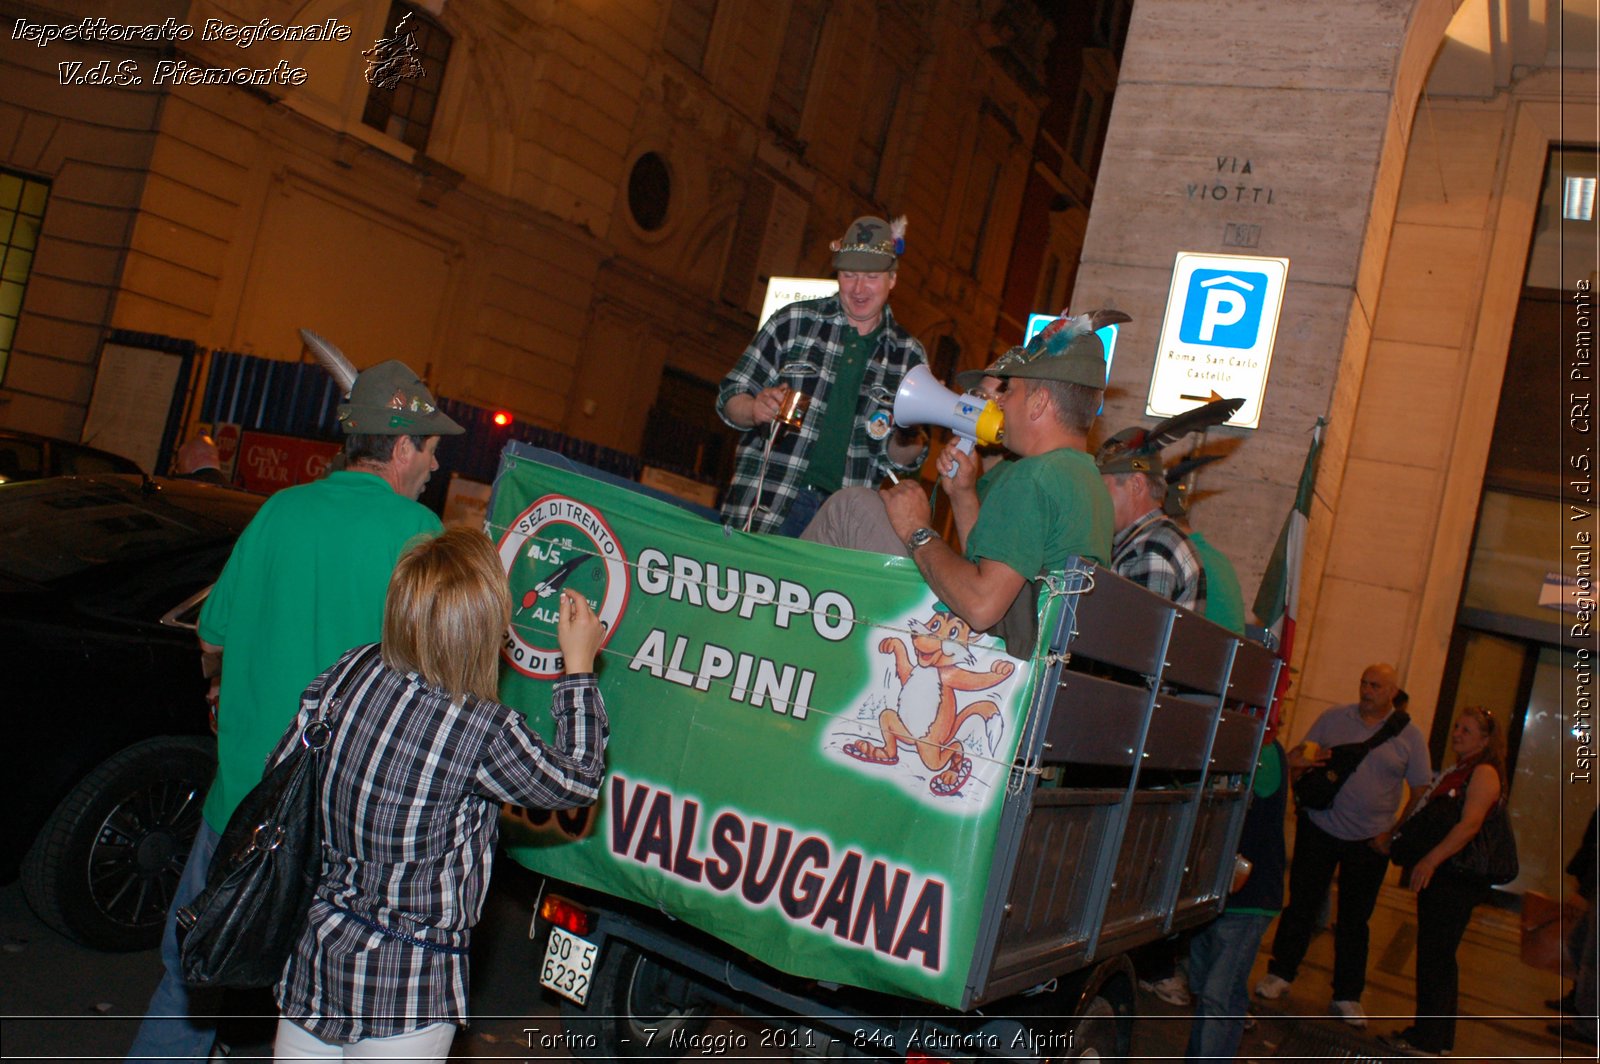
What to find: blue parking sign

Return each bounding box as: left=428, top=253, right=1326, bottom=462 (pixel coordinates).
left=1179, top=269, right=1269, bottom=348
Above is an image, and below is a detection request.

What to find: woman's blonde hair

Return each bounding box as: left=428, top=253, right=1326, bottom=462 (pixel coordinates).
left=1455, top=704, right=1508, bottom=793
left=382, top=528, right=511, bottom=702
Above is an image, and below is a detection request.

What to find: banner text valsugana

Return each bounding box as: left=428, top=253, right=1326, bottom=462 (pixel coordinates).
left=610, top=776, right=945, bottom=971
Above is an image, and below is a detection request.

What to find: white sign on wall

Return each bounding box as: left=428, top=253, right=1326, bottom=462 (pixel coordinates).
left=759, top=277, right=839, bottom=327
left=1148, top=252, right=1289, bottom=430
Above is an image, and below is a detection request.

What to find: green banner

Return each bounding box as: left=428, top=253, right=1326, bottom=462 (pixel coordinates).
left=492, top=455, right=1056, bottom=1008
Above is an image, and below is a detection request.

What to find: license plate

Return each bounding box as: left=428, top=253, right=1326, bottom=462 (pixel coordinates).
left=539, top=925, right=599, bottom=1006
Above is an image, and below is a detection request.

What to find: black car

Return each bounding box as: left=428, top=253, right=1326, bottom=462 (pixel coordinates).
left=0, top=474, right=263, bottom=949
left=0, top=429, right=145, bottom=483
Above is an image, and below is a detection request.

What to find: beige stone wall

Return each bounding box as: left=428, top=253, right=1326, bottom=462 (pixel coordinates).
left=1293, top=75, right=1598, bottom=745
left=1072, top=0, right=1460, bottom=602
left=1076, top=0, right=1595, bottom=747
left=1070, top=0, right=1469, bottom=734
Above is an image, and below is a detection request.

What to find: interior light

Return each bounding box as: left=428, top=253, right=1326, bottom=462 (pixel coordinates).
left=1563, top=176, right=1596, bottom=222
left=492, top=410, right=513, bottom=427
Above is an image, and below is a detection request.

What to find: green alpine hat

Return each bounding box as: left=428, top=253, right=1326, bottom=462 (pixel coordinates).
left=830, top=215, right=904, bottom=272
left=954, top=346, right=1027, bottom=393
left=337, top=360, right=464, bottom=436
left=988, top=316, right=1107, bottom=389
left=1095, top=427, right=1163, bottom=476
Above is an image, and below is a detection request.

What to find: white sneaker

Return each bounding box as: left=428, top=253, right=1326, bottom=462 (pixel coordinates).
left=1330, top=999, right=1368, bottom=1028
left=1143, top=974, right=1192, bottom=1006
left=1254, top=973, right=1291, bottom=1000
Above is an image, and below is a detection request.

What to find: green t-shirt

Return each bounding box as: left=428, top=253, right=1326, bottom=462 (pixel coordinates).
left=805, top=324, right=879, bottom=493
left=197, top=471, right=443, bottom=829
left=964, top=447, right=1113, bottom=576
left=1189, top=530, right=1246, bottom=634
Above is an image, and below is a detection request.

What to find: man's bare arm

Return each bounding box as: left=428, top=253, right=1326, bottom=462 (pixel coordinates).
left=909, top=542, right=1026, bottom=633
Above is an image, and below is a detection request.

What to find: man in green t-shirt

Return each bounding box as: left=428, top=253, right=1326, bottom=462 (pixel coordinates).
left=129, top=359, right=465, bottom=1063
left=803, top=316, right=1113, bottom=636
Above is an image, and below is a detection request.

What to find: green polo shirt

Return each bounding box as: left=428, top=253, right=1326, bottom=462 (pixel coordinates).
left=198, top=471, right=442, bottom=829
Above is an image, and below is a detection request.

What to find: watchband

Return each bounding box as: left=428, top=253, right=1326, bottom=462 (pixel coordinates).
left=906, top=527, right=939, bottom=552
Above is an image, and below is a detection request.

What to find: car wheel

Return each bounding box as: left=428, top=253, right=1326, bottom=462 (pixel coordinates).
left=22, top=736, right=215, bottom=951
left=559, top=940, right=711, bottom=1059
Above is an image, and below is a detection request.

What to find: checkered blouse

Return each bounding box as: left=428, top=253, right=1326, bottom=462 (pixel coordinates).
left=270, top=645, right=608, bottom=1043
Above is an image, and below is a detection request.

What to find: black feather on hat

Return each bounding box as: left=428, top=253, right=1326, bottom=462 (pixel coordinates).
left=1095, top=397, right=1243, bottom=476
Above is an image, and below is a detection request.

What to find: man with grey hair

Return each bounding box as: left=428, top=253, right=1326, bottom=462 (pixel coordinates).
left=802, top=316, right=1113, bottom=638
left=1095, top=431, right=1206, bottom=612
left=129, top=359, right=464, bottom=1063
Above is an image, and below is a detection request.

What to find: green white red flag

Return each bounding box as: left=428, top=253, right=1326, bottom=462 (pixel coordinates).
left=1253, top=418, right=1326, bottom=714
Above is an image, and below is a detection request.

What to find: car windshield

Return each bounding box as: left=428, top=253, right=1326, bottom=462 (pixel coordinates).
left=0, top=476, right=254, bottom=586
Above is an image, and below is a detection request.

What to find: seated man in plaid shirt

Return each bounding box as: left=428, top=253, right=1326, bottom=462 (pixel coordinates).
left=716, top=214, right=927, bottom=536
left=1096, top=430, right=1207, bottom=611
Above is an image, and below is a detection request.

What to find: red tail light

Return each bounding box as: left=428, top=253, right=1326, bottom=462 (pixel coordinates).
left=538, top=894, right=595, bottom=937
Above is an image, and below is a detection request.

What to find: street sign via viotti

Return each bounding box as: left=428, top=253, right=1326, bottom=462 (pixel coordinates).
left=1147, top=251, right=1289, bottom=430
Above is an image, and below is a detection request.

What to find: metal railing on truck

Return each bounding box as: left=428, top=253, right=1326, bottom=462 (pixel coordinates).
left=964, top=562, right=1281, bottom=1007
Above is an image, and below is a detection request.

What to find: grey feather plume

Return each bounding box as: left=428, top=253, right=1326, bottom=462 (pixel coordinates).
left=300, top=329, right=358, bottom=396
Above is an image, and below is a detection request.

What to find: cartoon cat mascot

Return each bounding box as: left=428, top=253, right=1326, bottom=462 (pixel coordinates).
left=845, top=607, right=1013, bottom=795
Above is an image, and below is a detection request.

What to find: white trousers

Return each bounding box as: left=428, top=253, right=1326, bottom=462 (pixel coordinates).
left=274, top=1017, right=457, bottom=1061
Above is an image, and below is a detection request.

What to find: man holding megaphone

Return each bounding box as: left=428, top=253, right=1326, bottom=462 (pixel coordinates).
left=802, top=316, right=1114, bottom=647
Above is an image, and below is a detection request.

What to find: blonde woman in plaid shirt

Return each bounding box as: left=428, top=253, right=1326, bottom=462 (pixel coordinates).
left=269, top=529, right=608, bottom=1061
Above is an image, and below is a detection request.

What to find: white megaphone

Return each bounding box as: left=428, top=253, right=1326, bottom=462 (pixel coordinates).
left=893, top=365, right=1004, bottom=471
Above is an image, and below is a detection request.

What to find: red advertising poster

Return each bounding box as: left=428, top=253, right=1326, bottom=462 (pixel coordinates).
left=235, top=430, right=341, bottom=495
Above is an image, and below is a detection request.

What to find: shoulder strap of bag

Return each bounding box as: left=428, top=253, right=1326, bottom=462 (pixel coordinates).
left=1356, top=710, right=1410, bottom=754
left=306, top=644, right=383, bottom=737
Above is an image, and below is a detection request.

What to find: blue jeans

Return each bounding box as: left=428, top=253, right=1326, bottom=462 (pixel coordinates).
left=775, top=486, right=829, bottom=538
left=127, top=820, right=223, bottom=1062
left=1185, top=911, right=1275, bottom=1062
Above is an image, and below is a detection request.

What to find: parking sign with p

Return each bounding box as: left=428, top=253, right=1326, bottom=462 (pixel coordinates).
left=1148, top=252, right=1288, bottom=430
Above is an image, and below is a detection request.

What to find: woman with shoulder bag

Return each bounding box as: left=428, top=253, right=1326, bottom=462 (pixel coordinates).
left=270, top=529, right=610, bottom=1061
left=1380, top=705, right=1508, bottom=1058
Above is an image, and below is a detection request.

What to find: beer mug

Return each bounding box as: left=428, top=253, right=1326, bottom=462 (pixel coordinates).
left=776, top=388, right=811, bottom=430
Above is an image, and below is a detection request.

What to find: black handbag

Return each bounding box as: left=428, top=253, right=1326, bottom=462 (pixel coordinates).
left=1293, top=711, right=1411, bottom=811
left=1390, top=790, right=1461, bottom=868
left=176, top=649, right=367, bottom=988
left=1451, top=799, right=1519, bottom=884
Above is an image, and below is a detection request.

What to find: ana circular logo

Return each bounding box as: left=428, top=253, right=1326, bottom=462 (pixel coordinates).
left=498, top=494, right=629, bottom=679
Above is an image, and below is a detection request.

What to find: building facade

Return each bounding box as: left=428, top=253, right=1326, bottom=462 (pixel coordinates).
left=0, top=0, right=1081, bottom=477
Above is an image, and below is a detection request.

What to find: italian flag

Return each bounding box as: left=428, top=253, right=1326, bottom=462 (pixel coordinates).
left=1252, top=418, right=1326, bottom=718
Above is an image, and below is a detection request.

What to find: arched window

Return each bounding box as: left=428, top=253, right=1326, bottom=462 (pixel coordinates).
left=361, top=3, right=452, bottom=152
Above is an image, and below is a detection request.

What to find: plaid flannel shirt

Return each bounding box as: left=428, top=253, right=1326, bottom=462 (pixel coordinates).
left=1111, top=510, right=1208, bottom=613
left=272, top=646, right=607, bottom=1043
left=717, top=296, right=926, bottom=533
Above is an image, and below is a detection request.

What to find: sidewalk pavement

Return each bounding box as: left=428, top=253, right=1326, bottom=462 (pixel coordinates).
left=1232, top=878, right=1585, bottom=1060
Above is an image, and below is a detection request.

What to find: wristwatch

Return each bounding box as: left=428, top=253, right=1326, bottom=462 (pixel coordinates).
left=906, top=527, right=939, bottom=552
